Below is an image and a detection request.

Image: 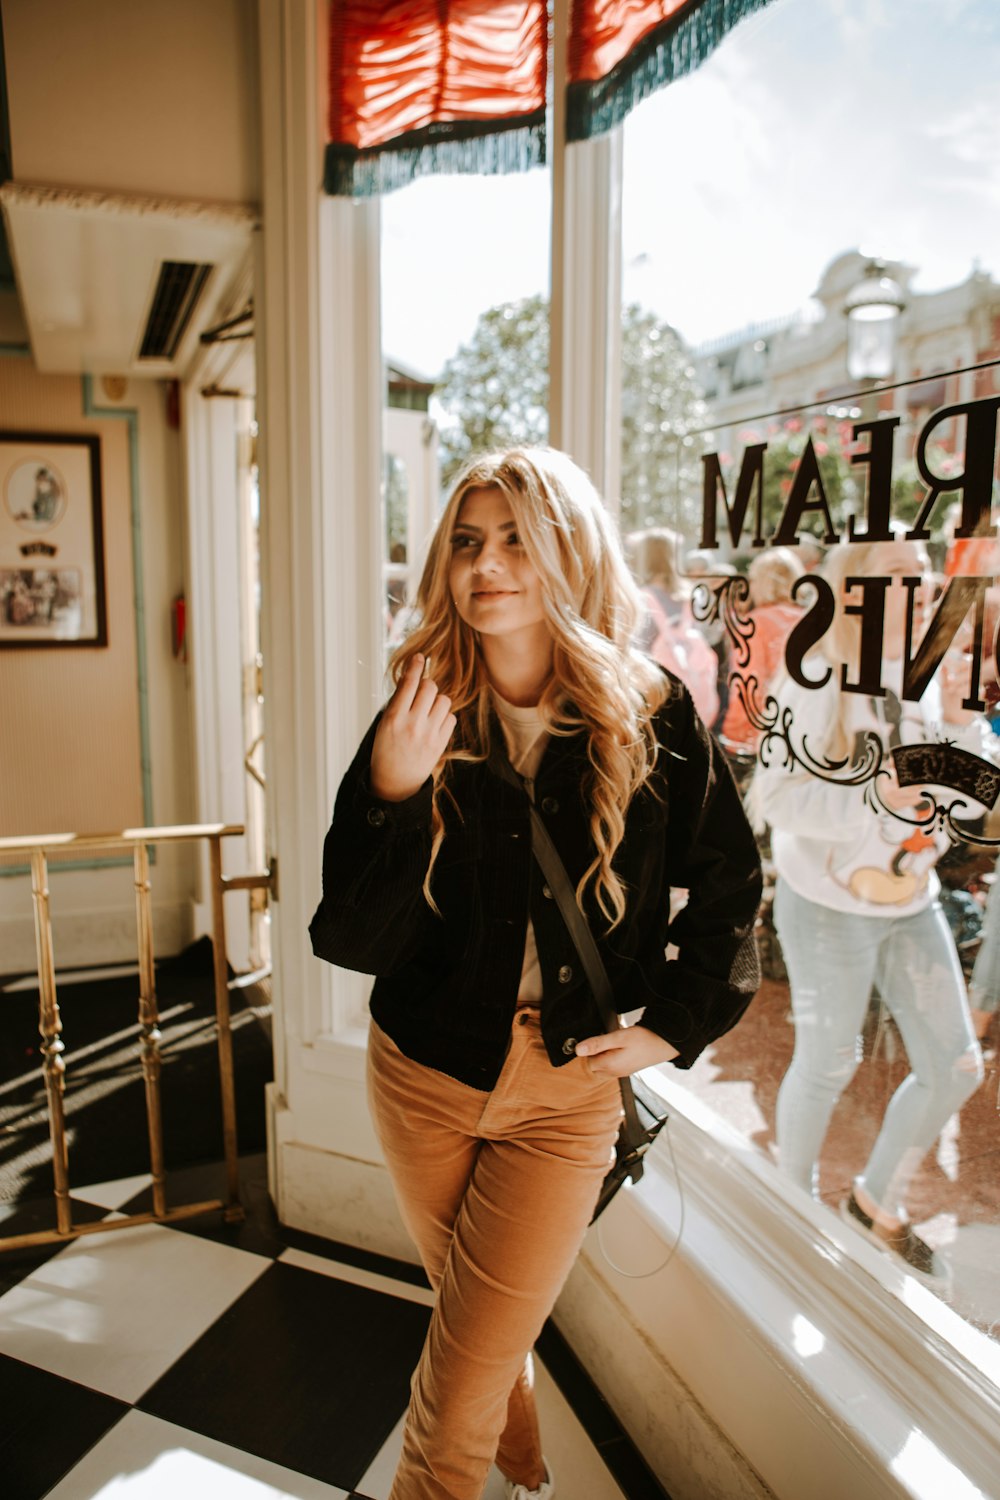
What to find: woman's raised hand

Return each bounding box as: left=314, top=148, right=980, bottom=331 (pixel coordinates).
left=369, top=654, right=457, bottom=803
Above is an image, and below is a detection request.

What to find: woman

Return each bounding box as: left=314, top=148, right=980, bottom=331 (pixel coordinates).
left=753, top=537, right=987, bottom=1281
left=627, top=526, right=721, bottom=728
left=310, top=448, right=762, bottom=1500
left=720, top=546, right=805, bottom=753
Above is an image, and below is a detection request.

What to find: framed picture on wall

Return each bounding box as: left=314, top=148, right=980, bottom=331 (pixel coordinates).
left=0, top=431, right=107, bottom=648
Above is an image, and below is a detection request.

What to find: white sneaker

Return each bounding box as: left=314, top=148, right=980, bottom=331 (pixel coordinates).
left=504, top=1459, right=555, bottom=1500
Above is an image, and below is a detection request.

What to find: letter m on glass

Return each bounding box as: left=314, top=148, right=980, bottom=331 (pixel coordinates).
left=701, top=445, right=767, bottom=549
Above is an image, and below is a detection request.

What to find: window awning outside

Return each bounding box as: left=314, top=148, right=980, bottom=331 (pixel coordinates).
left=324, top=1, right=548, bottom=197
left=567, top=0, right=776, bottom=142
left=324, top=0, right=777, bottom=196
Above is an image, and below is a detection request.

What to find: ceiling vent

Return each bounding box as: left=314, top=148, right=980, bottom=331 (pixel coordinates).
left=0, top=183, right=254, bottom=375
left=139, top=260, right=213, bottom=360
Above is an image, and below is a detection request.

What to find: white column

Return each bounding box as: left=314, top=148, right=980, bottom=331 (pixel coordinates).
left=181, top=384, right=252, bottom=972
left=549, top=0, right=623, bottom=513
left=255, top=0, right=411, bottom=1255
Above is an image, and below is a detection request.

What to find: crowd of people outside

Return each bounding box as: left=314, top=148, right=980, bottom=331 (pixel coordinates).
left=628, top=517, right=999, bottom=1285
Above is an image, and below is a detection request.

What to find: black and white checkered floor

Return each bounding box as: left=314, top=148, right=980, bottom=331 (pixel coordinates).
left=0, top=1155, right=669, bottom=1499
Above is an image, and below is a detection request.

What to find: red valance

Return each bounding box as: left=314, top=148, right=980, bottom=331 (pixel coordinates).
left=324, top=0, right=779, bottom=195
left=571, top=0, right=695, bottom=84
left=325, top=1, right=548, bottom=197
left=567, top=0, right=778, bottom=142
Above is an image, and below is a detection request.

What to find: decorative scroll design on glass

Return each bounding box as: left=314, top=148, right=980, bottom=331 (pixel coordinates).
left=692, top=574, right=1000, bottom=848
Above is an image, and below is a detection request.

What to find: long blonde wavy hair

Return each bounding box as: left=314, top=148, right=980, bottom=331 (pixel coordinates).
left=390, top=447, right=671, bottom=927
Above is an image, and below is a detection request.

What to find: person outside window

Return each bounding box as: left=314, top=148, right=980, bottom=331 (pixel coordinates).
left=626, top=526, right=721, bottom=728
left=752, top=537, right=988, bottom=1284
left=720, top=546, right=805, bottom=754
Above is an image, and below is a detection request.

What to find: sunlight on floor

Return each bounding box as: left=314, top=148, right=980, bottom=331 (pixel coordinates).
left=42, top=1413, right=350, bottom=1500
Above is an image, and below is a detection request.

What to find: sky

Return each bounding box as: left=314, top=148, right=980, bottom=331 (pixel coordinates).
left=380, top=0, right=1000, bottom=379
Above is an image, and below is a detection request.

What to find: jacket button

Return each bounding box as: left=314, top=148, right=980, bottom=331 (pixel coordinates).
left=541, top=796, right=559, bottom=814
left=367, top=806, right=386, bottom=827
left=562, top=1036, right=578, bottom=1056
left=542, top=884, right=553, bottom=899
left=558, top=964, right=573, bottom=984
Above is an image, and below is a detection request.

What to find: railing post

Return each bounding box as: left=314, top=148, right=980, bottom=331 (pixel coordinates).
left=134, top=841, right=168, bottom=1218
left=208, top=833, right=243, bottom=1220
left=0, top=822, right=262, bottom=1254
left=30, top=850, right=72, bottom=1235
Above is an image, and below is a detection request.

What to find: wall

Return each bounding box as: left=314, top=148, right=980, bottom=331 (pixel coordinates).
left=3, top=0, right=258, bottom=206
left=0, top=363, right=142, bottom=840
left=0, top=362, right=198, bottom=971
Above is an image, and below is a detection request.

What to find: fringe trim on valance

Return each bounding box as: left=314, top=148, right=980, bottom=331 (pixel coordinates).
left=567, top=0, right=778, bottom=143
left=324, top=111, right=546, bottom=198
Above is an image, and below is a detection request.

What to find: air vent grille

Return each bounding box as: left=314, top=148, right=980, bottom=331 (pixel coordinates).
left=139, top=261, right=212, bottom=359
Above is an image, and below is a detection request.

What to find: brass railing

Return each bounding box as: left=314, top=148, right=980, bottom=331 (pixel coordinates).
left=0, top=823, right=276, bottom=1253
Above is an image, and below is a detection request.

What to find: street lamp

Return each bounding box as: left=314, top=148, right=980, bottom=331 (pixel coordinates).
left=844, top=259, right=906, bottom=381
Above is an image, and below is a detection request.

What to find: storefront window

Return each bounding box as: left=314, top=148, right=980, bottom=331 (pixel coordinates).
left=383, top=450, right=411, bottom=647
left=375, top=0, right=1000, bottom=1345
left=621, top=0, right=1000, bottom=1340
left=380, top=171, right=552, bottom=647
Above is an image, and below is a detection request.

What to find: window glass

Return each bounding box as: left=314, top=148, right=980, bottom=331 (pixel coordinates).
left=381, top=172, right=551, bottom=649
left=383, top=450, right=411, bottom=648
left=622, top=0, right=1000, bottom=1342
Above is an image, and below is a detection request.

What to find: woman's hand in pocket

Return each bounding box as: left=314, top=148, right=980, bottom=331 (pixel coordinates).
left=575, top=1025, right=678, bottom=1077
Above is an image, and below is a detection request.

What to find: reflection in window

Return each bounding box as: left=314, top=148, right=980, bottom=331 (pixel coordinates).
left=754, top=537, right=987, bottom=1286
left=622, top=0, right=1000, bottom=1342
left=384, top=360, right=444, bottom=651
left=381, top=172, right=551, bottom=655
left=383, top=451, right=412, bottom=646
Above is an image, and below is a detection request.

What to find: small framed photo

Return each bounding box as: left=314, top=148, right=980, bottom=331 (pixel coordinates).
left=0, top=431, right=107, bottom=648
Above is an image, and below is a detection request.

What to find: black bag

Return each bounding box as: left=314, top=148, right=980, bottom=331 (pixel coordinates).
left=589, top=1072, right=670, bottom=1223
left=491, top=746, right=670, bottom=1223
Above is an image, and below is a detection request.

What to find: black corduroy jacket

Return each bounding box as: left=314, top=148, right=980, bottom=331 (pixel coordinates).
left=309, top=680, right=763, bottom=1090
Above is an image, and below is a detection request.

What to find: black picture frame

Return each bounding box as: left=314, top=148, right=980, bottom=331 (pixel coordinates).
left=0, top=431, right=107, bottom=648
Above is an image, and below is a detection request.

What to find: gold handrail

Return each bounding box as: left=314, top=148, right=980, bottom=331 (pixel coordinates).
left=0, top=823, right=275, bottom=1253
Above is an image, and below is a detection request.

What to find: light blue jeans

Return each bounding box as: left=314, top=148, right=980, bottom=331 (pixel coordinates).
left=773, top=880, right=984, bottom=1214
left=969, top=875, right=1000, bottom=1016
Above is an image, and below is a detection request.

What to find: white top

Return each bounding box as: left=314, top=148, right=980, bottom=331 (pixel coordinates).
left=492, top=690, right=548, bottom=1005
left=754, top=657, right=994, bottom=918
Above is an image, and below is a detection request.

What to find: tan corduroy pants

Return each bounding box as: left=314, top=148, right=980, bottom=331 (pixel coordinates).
left=367, top=1008, right=622, bottom=1500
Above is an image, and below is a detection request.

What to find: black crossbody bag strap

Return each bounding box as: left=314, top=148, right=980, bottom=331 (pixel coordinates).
left=489, top=745, right=646, bottom=1155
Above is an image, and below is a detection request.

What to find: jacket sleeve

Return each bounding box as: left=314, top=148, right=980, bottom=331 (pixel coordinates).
left=636, top=688, right=763, bottom=1068
left=308, top=714, right=436, bottom=975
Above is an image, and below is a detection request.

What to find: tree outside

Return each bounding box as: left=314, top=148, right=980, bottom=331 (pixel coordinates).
left=434, top=294, right=710, bottom=533
left=435, top=295, right=549, bottom=484
left=618, top=304, right=710, bottom=534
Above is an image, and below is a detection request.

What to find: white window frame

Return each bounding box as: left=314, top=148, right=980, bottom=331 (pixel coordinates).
left=255, top=5, right=1000, bottom=1494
